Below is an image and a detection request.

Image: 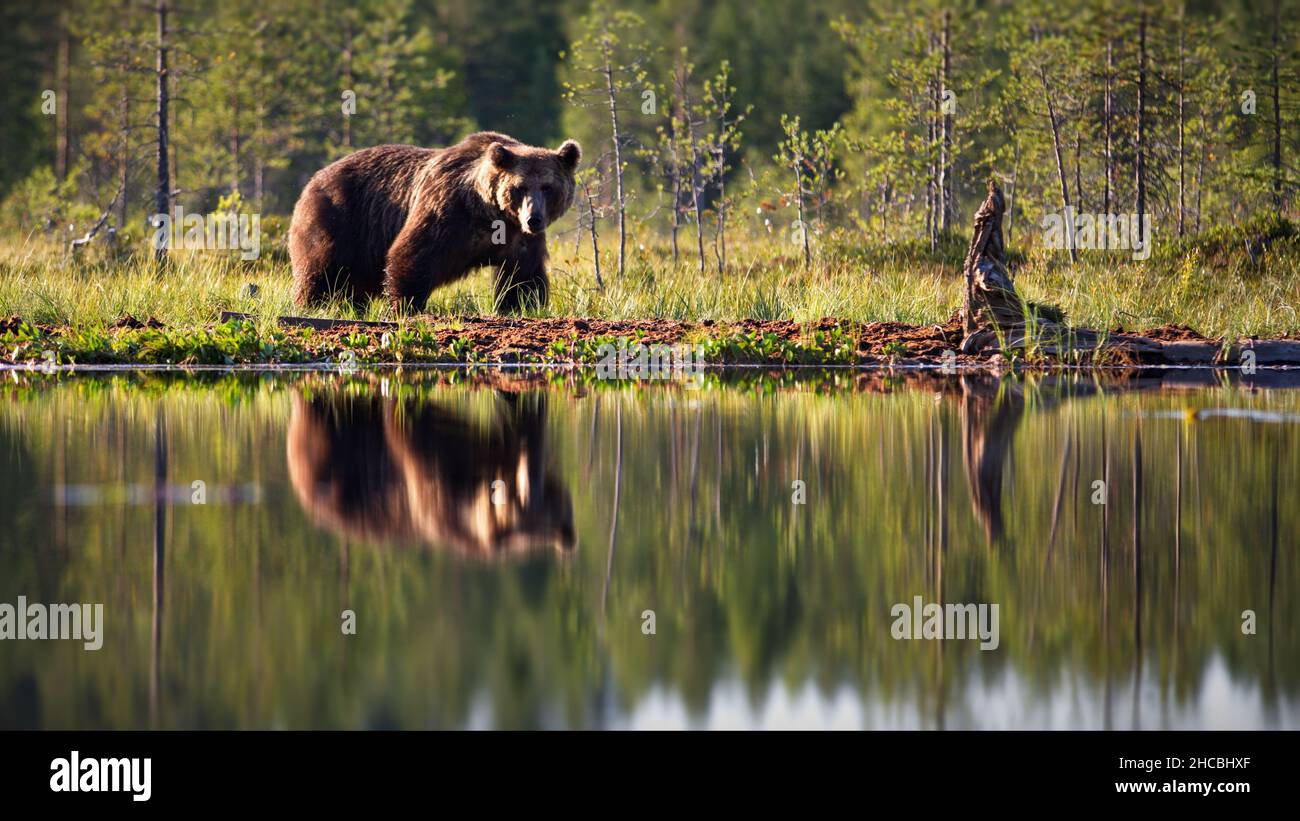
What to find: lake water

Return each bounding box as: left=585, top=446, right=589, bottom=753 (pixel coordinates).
left=0, top=368, right=1296, bottom=729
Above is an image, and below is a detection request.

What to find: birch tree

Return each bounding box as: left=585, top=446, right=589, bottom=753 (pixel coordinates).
left=562, top=3, right=652, bottom=278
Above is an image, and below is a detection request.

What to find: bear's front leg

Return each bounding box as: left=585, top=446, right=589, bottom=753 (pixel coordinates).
left=383, top=215, right=444, bottom=313
left=494, top=235, right=550, bottom=313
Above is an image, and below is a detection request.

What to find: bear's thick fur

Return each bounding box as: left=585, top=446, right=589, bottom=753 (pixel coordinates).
left=288, top=131, right=580, bottom=312
left=286, top=386, right=575, bottom=556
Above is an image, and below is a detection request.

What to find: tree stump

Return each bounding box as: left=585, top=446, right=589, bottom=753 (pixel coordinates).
left=959, top=179, right=1066, bottom=355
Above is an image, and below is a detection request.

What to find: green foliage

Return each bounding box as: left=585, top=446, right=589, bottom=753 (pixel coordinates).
left=1165, top=212, right=1300, bottom=264
left=0, top=3, right=53, bottom=199
left=1, top=0, right=1299, bottom=335
left=0, top=165, right=98, bottom=237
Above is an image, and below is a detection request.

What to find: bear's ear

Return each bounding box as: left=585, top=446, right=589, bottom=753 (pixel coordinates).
left=488, top=142, right=517, bottom=170
left=556, top=140, right=581, bottom=172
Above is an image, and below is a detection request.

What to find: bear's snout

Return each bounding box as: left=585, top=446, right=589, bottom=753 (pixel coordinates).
left=519, top=190, right=547, bottom=235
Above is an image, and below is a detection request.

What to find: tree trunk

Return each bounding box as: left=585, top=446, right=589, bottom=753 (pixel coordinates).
left=1271, top=0, right=1283, bottom=214
left=1177, top=10, right=1186, bottom=236
left=681, top=67, right=706, bottom=274
left=1038, top=61, right=1076, bottom=262
left=380, top=26, right=394, bottom=143
left=1104, top=39, right=1113, bottom=217
left=117, top=86, right=130, bottom=230
left=668, top=116, right=680, bottom=264
left=715, top=89, right=730, bottom=274
left=1136, top=10, right=1148, bottom=245
left=602, top=36, right=626, bottom=277
left=169, top=94, right=178, bottom=209
left=926, top=33, right=937, bottom=251
left=116, top=0, right=133, bottom=230
left=1074, top=132, right=1083, bottom=214
left=254, top=19, right=267, bottom=212
left=583, top=179, right=603, bottom=290
left=715, top=173, right=727, bottom=273
left=794, top=150, right=810, bottom=270
left=56, top=10, right=70, bottom=183
left=230, top=92, right=241, bottom=198
left=342, top=17, right=353, bottom=150
left=573, top=192, right=583, bottom=256
left=154, top=0, right=170, bottom=261
left=940, top=11, right=954, bottom=234
left=1194, top=123, right=1206, bottom=233
left=1008, top=137, right=1019, bottom=244
left=881, top=178, right=892, bottom=243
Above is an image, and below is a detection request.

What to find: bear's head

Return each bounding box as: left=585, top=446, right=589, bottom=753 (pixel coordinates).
left=484, top=138, right=581, bottom=235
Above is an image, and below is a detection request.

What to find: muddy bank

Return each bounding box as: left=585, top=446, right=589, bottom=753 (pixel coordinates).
left=266, top=312, right=1300, bottom=368
left=4, top=311, right=1300, bottom=368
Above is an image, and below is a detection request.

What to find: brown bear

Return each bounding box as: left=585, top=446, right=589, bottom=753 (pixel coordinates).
left=288, top=131, right=581, bottom=313
left=286, top=383, right=576, bottom=557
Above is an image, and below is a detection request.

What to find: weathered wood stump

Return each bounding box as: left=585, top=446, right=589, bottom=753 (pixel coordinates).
left=950, top=179, right=1300, bottom=367
left=960, top=180, right=1062, bottom=354
left=959, top=180, right=1073, bottom=357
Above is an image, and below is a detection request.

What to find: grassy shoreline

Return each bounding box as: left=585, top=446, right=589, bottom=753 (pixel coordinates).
left=3, top=218, right=1299, bottom=367
left=4, top=311, right=1299, bottom=369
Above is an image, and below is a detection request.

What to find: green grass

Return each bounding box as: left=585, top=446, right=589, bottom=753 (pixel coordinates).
left=0, top=315, right=868, bottom=368
left=2, top=214, right=1299, bottom=343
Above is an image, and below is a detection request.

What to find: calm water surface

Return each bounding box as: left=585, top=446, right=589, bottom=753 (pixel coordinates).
left=0, top=369, right=1296, bottom=729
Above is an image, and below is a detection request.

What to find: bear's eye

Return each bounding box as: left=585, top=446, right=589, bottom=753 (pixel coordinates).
left=541, top=185, right=555, bottom=198
left=511, top=185, right=526, bottom=201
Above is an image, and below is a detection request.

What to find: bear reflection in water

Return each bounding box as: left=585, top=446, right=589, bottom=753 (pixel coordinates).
left=287, top=387, right=575, bottom=557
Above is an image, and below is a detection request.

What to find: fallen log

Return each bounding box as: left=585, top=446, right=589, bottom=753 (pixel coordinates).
left=68, top=182, right=124, bottom=256
left=1235, top=339, right=1300, bottom=365
left=219, top=311, right=398, bottom=331
left=1160, top=340, right=1223, bottom=364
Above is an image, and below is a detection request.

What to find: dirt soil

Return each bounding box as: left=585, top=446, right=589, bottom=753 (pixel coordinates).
left=0, top=315, right=29, bottom=335
left=285, top=311, right=1300, bottom=366
left=1109, top=323, right=1214, bottom=343
left=6, top=312, right=1300, bottom=367
left=109, top=314, right=167, bottom=330
left=338, top=313, right=1284, bottom=366
left=306, top=313, right=973, bottom=362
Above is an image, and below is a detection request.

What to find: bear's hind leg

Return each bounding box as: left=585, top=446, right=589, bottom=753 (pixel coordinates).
left=293, top=256, right=357, bottom=309
left=289, top=189, right=356, bottom=308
